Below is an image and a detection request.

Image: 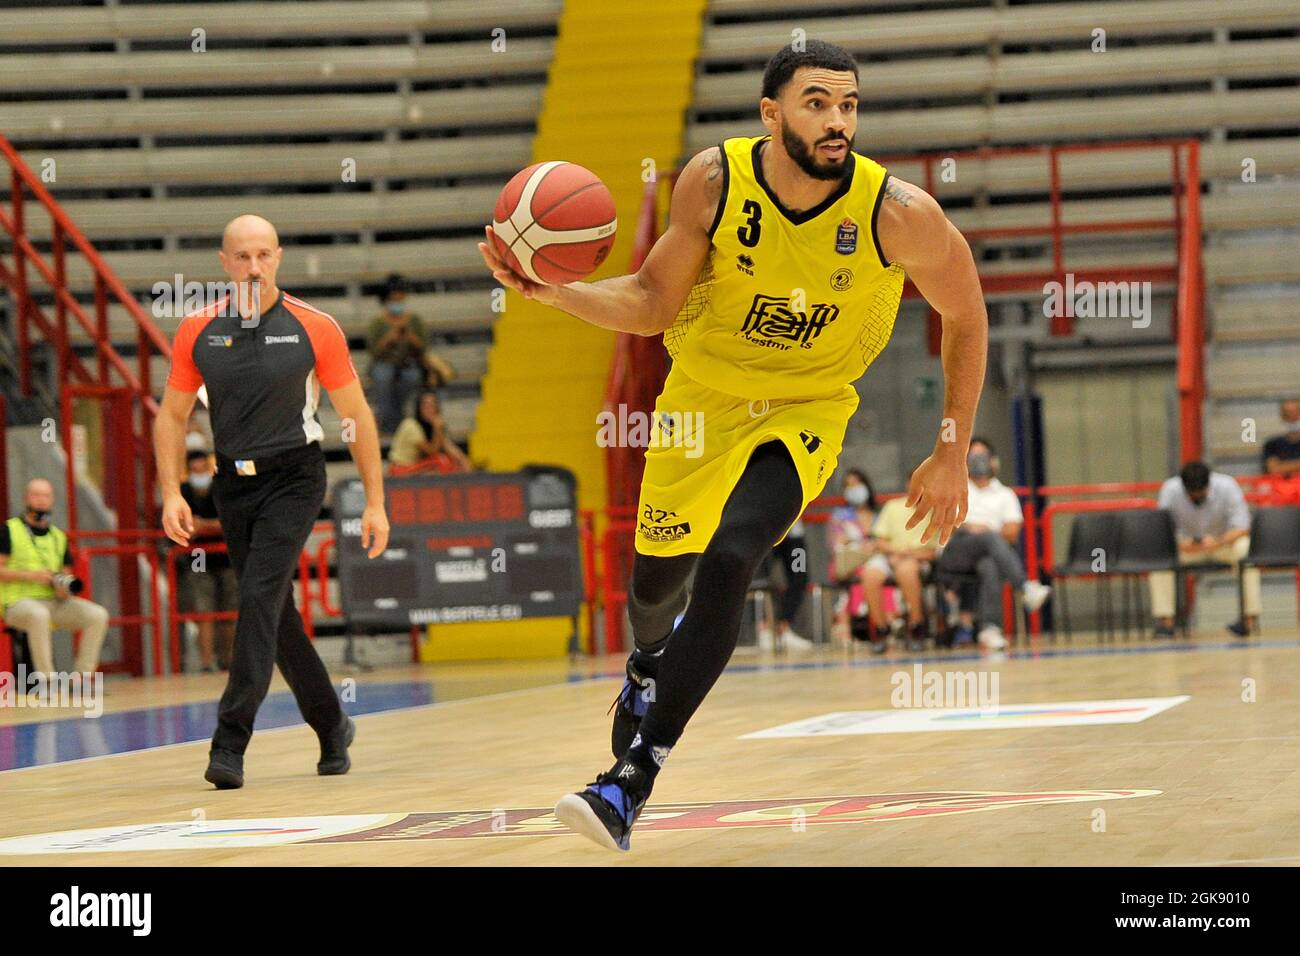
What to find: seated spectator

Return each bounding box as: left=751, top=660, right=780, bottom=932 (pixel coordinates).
left=1150, top=460, right=1259, bottom=638
left=826, top=469, right=880, bottom=647
left=1263, top=399, right=1300, bottom=479
left=178, top=450, right=238, bottom=672
left=388, top=389, right=472, bottom=474
left=861, top=493, right=940, bottom=652
left=758, top=515, right=813, bottom=652
left=0, top=478, right=110, bottom=683
left=368, top=273, right=428, bottom=434
left=933, top=438, right=1050, bottom=650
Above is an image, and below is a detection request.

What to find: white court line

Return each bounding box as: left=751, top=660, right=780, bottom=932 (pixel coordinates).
left=0, top=676, right=605, bottom=777
left=1155, top=854, right=1300, bottom=867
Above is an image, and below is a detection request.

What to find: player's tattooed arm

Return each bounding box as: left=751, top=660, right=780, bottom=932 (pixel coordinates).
left=879, top=178, right=988, bottom=547
left=882, top=179, right=914, bottom=207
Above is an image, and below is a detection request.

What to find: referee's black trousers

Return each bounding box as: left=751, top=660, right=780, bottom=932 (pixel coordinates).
left=210, top=444, right=342, bottom=754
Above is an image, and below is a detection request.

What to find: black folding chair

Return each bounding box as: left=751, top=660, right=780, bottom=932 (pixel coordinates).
left=1111, top=509, right=1179, bottom=640
left=1238, top=506, right=1300, bottom=634
left=3, top=626, right=31, bottom=671
left=1053, top=512, right=1121, bottom=643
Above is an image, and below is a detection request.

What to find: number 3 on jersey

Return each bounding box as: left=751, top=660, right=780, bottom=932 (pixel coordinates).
left=737, top=199, right=762, bottom=248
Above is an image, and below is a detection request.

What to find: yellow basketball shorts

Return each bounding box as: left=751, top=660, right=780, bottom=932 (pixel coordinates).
left=634, top=364, right=859, bottom=557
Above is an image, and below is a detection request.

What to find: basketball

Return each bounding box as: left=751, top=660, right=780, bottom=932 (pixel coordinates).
left=490, top=161, right=618, bottom=285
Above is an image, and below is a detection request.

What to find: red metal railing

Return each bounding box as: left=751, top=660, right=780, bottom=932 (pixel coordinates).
left=877, top=140, right=1203, bottom=380
left=31, top=472, right=1298, bottom=672
left=0, top=132, right=171, bottom=533
left=2, top=133, right=176, bottom=670
left=66, top=528, right=166, bottom=675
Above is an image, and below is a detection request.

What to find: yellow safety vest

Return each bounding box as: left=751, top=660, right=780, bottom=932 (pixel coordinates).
left=1, top=516, right=66, bottom=610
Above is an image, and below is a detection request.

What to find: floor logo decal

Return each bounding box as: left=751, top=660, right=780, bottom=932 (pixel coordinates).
left=743, top=697, right=1190, bottom=737
left=0, top=790, right=1160, bottom=852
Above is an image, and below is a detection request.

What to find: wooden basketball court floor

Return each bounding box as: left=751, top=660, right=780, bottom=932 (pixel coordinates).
left=2, top=631, right=1299, bottom=866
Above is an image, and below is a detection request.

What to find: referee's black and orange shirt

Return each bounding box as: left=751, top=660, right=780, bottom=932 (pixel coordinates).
left=166, top=292, right=358, bottom=462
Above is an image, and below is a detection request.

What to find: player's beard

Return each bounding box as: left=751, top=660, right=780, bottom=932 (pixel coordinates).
left=780, top=119, right=853, bottom=182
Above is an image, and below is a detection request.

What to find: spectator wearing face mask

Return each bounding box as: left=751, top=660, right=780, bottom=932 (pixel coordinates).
left=177, top=449, right=238, bottom=671
left=368, top=273, right=428, bottom=434
left=1263, top=399, right=1300, bottom=479
left=1150, top=460, right=1258, bottom=638
left=933, top=438, right=1051, bottom=650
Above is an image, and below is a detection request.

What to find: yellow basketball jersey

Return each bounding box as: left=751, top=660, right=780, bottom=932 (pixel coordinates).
left=665, top=135, right=906, bottom=400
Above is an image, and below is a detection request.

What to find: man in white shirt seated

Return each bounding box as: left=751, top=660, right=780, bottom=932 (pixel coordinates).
left=933, top=438, right=1050, bottom=649
left=1150, top=460, right=1258, bottom=638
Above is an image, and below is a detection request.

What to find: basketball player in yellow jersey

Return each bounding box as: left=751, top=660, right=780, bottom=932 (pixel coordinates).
left=479, top=40, right=988, bottom=851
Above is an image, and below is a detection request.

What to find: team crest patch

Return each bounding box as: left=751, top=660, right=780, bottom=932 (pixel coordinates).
left=835, top=217, right=858, bottom=255
left=0, top=791, right=1161, bottom=852
left=830, top=268, right=854, bottom=291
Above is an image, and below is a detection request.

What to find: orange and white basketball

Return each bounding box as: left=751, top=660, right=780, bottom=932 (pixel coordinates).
left=491, top=161, right=618, bottom=285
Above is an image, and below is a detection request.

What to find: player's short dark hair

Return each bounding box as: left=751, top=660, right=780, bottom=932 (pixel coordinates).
left=1180, top=460, right=1211, bottom=493
left=761, top=40, right=859, bottom=100
left=186, top=449, right=210, bottom=466
left=969, top=436, right=996, bottom=456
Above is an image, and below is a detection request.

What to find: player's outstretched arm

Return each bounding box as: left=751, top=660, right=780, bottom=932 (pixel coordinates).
left=878, top=177, right=989, bottom=546
left=477, top=147, right=722, bottom=336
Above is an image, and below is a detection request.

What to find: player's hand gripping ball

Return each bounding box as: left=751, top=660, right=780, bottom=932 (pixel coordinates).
left=489, top=161, right=618, bottom=285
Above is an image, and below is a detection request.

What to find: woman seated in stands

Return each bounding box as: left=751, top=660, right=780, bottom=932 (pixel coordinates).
left=387, top=389, right=473, bottom=475
left=826, top=468, right=881, bottom=648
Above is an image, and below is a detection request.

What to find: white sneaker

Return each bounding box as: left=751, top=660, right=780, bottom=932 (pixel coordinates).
left=1022, top=581, right=1052, bottom=614
left=978, top=625, right=1008, bottom=650
left=756, top=626, right=776, bottom=652
left=779, top=627, right=814, bottom=651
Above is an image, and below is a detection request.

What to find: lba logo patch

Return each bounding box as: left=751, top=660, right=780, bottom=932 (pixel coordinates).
left=206, top=334, right=233, bottom=347
left=0, top=792, right=1160, bottom=852
left=834, top=217, right=858, bottom=255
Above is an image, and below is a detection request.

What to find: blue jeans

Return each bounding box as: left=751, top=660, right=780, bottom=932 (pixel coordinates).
left=369, top=361, right=424, bottom=432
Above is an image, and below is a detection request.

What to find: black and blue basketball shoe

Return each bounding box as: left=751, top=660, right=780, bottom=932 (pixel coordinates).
left=554, top=757, right=653, bottom=852
left=609, top=650, right=658, bottom=758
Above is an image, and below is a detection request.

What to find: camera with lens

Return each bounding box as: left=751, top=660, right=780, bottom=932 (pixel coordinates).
left=50, top=572, right=84, bottom=595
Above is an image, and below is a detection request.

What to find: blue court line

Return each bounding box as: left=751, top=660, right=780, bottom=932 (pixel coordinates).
left=0, top=681, right=435, bottom=773
left=3, top=636, right=1295, bottom=772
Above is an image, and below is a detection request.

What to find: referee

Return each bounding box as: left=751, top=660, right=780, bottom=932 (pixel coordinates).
left=154, top=214, right=389, bottom=789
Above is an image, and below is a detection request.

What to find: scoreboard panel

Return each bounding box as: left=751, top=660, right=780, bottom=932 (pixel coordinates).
left=331, top=468, right=582, bottom=630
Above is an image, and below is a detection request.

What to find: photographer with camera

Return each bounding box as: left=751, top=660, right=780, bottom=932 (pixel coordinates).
left=0, top=478, right=109, bottom=680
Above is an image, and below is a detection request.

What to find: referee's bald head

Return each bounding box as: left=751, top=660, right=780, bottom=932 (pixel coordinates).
left=222, top=214, right=279, bottom=251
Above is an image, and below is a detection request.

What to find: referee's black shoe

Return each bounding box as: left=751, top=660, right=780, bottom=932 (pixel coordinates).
left=204, top=748, right=244, bottom=790
left=317, top=714, right=355, bottom=776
